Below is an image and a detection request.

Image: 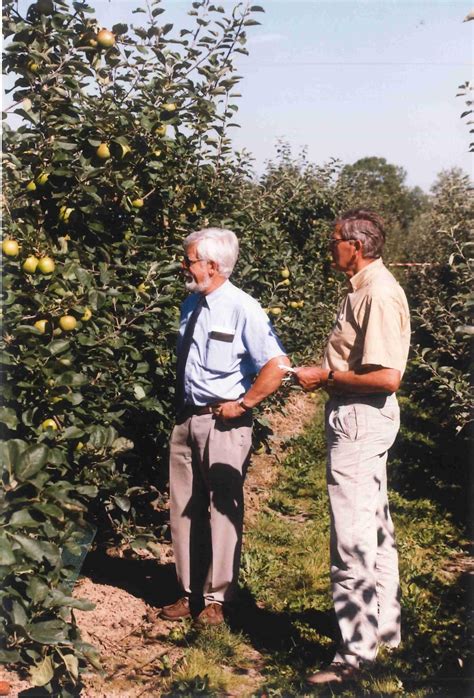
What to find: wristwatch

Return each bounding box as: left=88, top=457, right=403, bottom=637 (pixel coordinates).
left=326, top=370, right=335, bottom=388
left=238, top=397, right=252, bottom=411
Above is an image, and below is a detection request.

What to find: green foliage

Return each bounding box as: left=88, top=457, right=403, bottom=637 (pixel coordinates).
left=456, top=80, right=473, bottom=152
left=389, top=169, right=472, bottom=529
left=2, top=2, right=470, bottom=693
left=337, top=156, right=429, bottom=262
left=1, top=0, right=265, bottom=690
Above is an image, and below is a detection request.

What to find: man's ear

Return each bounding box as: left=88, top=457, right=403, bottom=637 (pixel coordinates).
left=353, top=239, right=363, bottom=253
left=208, top=259, right=219, bottom=274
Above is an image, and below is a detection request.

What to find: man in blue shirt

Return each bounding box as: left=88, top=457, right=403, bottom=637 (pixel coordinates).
left=161, top=227, right=290, bottom=626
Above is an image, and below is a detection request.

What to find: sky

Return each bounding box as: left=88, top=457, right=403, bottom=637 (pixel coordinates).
left=6, top=1, right=474, bottom=191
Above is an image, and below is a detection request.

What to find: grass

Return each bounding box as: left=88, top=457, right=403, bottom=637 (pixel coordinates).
left=161, top=403, right=472, bottom=697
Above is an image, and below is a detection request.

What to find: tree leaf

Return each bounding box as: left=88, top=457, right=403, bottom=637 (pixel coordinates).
left=0, top=407, right=18, bottom=429
left=113, top=495, right=131, bottom=512
left=30, top=655, right=55, bottom=687
left=27, top=619, right=67, bottom=644
left=16, top=444, right=49, bottom=481
left=63, top=653, right=79, bottom=680
left=48, top=339, right=71, bottom=356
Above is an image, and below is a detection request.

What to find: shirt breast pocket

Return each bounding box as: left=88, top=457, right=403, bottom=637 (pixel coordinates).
left=206, top=329, right=235, bottom=373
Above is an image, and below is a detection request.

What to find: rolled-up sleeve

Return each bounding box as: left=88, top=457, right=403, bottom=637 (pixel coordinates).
left=241, top=303, right=286, bottom=372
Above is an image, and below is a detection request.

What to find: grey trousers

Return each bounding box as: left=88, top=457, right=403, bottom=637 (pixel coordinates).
left=169, top=412, right=253, bottom=605
left=325, top=394, right=401, bottom=667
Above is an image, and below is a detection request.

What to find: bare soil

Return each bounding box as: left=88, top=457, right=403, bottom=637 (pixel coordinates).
left=3, top=392, right=317, bottom=697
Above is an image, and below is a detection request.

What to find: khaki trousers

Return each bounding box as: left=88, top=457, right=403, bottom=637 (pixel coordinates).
left=169, top=412, right=253, bottom=605
left=326, top=394, right=401, bottom=667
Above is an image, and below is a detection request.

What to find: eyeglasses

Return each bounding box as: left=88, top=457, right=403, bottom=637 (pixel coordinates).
left=182, top=255, right=204, bottom=268
left=328, top=237, right=355, bottom=247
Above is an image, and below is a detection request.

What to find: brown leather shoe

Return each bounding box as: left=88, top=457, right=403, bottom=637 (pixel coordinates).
left=306, top=663, right=360, bottom=685
left=194, top=602, right=224, bottom=627
left=160, top=596, right=191, bottom=620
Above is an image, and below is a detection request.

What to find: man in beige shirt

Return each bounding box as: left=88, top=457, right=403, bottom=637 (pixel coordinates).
left=295, top=209, right=410, bottom=685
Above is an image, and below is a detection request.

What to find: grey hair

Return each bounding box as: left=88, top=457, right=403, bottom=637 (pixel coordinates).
left=335, top=209, right=386, bottom=259
left=184, top=227, right=239, bottom=278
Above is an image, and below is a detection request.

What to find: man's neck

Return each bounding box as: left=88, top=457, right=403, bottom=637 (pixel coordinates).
left=202, top=275, right=227, bottom=296
left=345, top=256, right=377, bottom=279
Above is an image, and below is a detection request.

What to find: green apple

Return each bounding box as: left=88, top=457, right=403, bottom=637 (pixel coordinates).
left=23, top=256, right=39, bottom=273
left=96, top=143, right=111, bottom=160
left=41, top=418, right=58, bottom=430
left=37, top=256, right=55, bottom=274
left=2, top=239, right=19, bottom=257
left=59, top=315, right=77, bottom=331
left=96, top=29, right=115, bottom=48
left=34, top=319, right=48, bottom=333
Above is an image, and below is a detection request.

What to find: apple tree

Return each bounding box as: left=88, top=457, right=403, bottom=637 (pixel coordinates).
left=1, top=0, right=264, bottom=690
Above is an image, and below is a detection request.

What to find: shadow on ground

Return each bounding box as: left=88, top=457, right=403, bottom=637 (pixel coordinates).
left=81, top=548, right=180, bottom=608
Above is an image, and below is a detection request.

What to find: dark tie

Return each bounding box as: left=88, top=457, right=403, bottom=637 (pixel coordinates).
left=175, top=294, right=205, bottom=413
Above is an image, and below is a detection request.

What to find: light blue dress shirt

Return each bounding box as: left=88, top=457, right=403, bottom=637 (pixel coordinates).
left=177, top=280, right=286, bottom=406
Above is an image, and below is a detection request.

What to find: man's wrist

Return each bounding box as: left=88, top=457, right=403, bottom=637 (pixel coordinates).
left=325, top=369, right=335, bottom=388
left=238, top=397, right=253, bottom=411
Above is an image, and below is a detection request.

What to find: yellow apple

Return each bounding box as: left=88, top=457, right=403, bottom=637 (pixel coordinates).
left=96, top=143, right=111, bottom=160
left=162, top=103, right=176, bottom=112
left=280, top=268, right=290, bottom=279
left=281, top=279, right=290, bottom=286
left=37, top=256, right=55, bottom=274
left=2, top=239, right=20, bottom=257
left=27, top=61, right=40, bottom=73
left=269, top=307, right=282, bottom=316
left=59, top=315, right=77, bottom=331
left=36, top=172, right=49, bottom=185
left=26, top=180, right=37, bottom=192
left=34, top=319, right=48, bottom=333
left=41, top=418, right=58, bottom=430
left=131, top=198, right=144, bottom=208
left=81, top=307, right=92, bottom=321
left=59, top=206, right=73, bottom=223
left=155, top=124, right=167, bottom=137
left=188, top=203, right=198, bottom=214
left=289, top=301, right=299, bottom=309
left=23, top=256, right=39, bottom=273
left=96, top=29, right=115, bottom=48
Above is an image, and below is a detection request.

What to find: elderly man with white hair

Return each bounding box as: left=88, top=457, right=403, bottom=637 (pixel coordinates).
left=161, top=227, right=290, bottom=626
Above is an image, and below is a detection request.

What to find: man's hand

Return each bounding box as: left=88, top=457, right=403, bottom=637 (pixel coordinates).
left=294, top=366, right=329, bottom=391
left=213, top=401, right=246, bottom=421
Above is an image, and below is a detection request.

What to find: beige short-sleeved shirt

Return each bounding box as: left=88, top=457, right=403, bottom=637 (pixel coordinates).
left=322, top=258, right=411, bottom=376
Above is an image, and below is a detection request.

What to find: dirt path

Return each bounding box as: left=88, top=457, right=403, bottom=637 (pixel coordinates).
left=2, top=393, right=317, bottom=697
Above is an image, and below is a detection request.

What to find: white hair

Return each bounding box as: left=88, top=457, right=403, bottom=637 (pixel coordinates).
left=184, top=227, right=239, bottom=278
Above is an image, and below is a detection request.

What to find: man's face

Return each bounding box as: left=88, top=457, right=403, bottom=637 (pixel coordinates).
left=328, top=226, right=357, bottom=273
left=182, top=243, right=212, bottom=293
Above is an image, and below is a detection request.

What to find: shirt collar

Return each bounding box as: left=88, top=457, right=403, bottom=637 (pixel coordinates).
left=349, top=257, right=384, bottom=292
left=202, top=279, right=232, bottom=309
